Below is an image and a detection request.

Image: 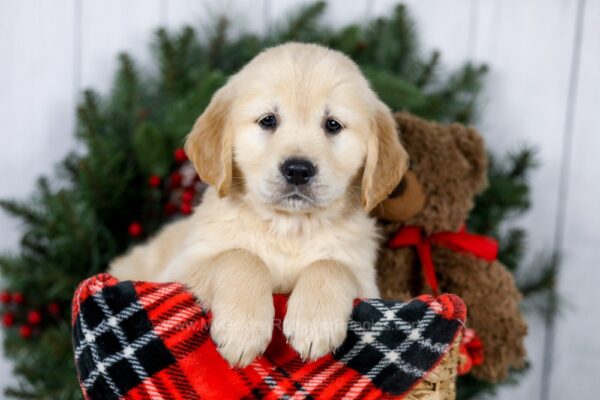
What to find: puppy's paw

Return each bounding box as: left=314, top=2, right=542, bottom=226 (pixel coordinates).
left=210, top=298, right=274, bottom=367
left=283, top=292, right=351, bottom=361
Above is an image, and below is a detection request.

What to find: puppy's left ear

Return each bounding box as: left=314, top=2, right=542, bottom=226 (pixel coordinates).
left=185, top=85, right=234, bottom=197
left=361, top=102, right=409, bottom=212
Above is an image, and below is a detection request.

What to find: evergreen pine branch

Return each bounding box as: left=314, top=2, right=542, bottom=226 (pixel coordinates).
left=362, top=67, right=425, bottom=111
left=273, top=1, right=327, bottom=42
left=328, top=25, right=363, bottom=56
left=470, top=148, right=536, bottom=235
left=208, top=17, right=229, bottom=68
left=509, top=147, right=538, bottom=179
left=76, top=89, right=105, bottom=141
left=0, top=254, right=24, bottom=282
left=389, top=4, right=420, bottom=78
left=154, top=27, right=176, bottom=90
left=110, top=53, right=139, bottom=112
left=153, top=26, right=200, bottom=94
left=3, top=388, right=36, bottom=400
left=498, top=227, right=527, bottom=272
left=177, top=26, right=196, bottom=59
left=519, top=253, right=560, bottom=298
left=416, top=50, right=440, bottom=88
left=0, top=199, right=44, bottom=226
left=55, top=152, right=81, bottom=184
left=416, top=63, right=488, bottom=123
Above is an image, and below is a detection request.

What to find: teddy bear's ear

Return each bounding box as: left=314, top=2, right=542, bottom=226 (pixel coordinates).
left=449, top=124, right=488, bottom=193
left=371, top=171, right=426, bottom=221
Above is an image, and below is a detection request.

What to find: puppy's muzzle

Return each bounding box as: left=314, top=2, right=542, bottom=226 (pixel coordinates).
left=280, top=158, right=316, bottom=186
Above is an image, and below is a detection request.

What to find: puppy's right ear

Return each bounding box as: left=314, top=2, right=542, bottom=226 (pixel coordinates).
left=185, top=85, right=233, bottom=197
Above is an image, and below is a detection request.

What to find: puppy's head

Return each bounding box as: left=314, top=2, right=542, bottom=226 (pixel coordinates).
left=185, top=43, right=408, bottom=214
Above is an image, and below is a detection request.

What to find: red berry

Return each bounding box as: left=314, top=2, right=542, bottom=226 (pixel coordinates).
left=2, top=313, right=15, bottom=327
left=27, top=310, right=42, bottom=325
left=19, top=325, right=32, bottom=339
left=48, top=303, right=60, bottom=315
left=164, top=202, right=177, bottom=215
left=174, top=148, right=188, bottom=163
left=128, top=222, right=143, bottom=237
left=0, top=291, right=11, bottom=304
left=148, top=175, right=161, bottom=188
left=181, top=190, right=194, bottom=204
left=170, top=172, right=183, bottom=188
left=180, top=203, right=192, bottom=215
left=12, top=293, right=24, bottom=304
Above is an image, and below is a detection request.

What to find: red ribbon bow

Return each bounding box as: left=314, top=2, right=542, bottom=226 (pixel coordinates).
left=388, top=225, right=498, bottom=296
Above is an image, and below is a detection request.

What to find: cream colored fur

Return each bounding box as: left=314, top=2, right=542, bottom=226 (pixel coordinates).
left=109, top=43, right=408, bottom=367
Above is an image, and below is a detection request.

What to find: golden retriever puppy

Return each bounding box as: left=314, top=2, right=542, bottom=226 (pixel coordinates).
left=109, top=43, right=408, bottom=367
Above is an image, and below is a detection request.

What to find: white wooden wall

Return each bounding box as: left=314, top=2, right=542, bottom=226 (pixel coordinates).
left=1, top=1, right=598, bottom=398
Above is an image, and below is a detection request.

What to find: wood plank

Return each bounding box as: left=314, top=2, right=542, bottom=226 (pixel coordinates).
left=322, top=0, right=372, bottom=29
left=80, top=0, right=162, bottom=91
left=472, top=0, right=577, bottom=251
left=165, top=0, right=267, bottom=36
left=371, top=2, right=564, bottom=398
left=472, top=1, right=579, bottom=399
left=0, top=0, right=78, bottom=248
left=551, top=0, right=600, bottom=397
left=0, top=0, right=78, bottom=392
left=269, top=0, right=372, bottom=31
left=372, top=0, right=474, bottom=68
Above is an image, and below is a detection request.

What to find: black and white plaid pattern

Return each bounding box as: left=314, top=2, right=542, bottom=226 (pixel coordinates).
left=334, top=298, right=458, bottom=395
left=72, top=282, right=175, bottom=400
left=73, top=275, right=466, bottom=400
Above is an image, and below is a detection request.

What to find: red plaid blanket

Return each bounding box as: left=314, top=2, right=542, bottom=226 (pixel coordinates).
left=72, top=274, right=466, bottom=399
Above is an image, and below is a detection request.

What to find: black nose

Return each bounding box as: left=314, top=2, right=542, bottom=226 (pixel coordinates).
left=280, top=158, right=316, bottom=185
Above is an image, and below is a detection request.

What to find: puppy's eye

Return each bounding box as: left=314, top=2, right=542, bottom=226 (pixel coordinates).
left=258, top=114, right=277, bottom=130
left=324, top=118, right=342, bottom=135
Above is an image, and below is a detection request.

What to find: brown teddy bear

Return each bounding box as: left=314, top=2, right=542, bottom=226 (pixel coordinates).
left=374, top=112, right=528, bottom=382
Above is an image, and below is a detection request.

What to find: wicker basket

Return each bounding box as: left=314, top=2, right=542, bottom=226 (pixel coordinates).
left=405, top=335, right=461, bottom=400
